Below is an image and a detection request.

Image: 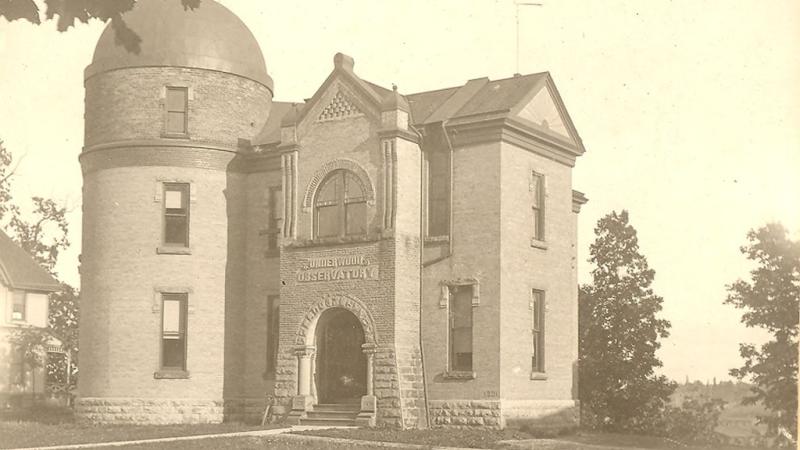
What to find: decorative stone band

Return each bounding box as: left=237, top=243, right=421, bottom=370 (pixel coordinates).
left=79, top=139, right=280, bottom=175
left=75, top=397, right=224, bottom=425
left=301, top=158, right=376, bottom=211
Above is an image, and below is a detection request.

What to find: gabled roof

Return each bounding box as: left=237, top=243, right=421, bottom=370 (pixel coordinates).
left=250, top=53, right=585, bottom=157
left=0, top=229, right=60, bottom=292
left=406, top=72, right=586, bottom=155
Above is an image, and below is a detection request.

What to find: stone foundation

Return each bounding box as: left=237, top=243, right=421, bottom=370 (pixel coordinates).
left=429, top=400, right=502, bottom=429
left=75, top=398, right=224, bottom=424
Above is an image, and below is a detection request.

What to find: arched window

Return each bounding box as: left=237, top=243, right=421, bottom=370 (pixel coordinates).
left=315, top=170, right=367, bottom=238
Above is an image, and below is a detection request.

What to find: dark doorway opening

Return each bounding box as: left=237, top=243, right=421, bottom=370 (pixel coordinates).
left=314, top=308, right=367, bottom=404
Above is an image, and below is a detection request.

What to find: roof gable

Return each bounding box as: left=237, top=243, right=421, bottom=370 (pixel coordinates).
left=286, top=53, right=383, bottom=138
left=508, top=74, right=585, bottom=153
left=0, top=230, right=60, bottom=292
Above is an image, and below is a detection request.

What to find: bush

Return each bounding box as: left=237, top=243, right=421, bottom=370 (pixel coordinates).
left=659, top=398, right=726, bottom=445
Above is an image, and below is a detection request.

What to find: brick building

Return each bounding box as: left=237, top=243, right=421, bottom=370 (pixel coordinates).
left=77, top=0, right=588, bottom=429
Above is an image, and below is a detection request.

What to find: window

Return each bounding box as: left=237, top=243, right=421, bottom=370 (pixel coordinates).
left=449, top=285, right=473, bottom=372
left=161, top=293, right=188, bottom=371
left=267, top=186, right=283, bottom=252
left=531, top=171, right=545, bottom=241
left=265, top=295, right=280, bottom=374
left=165, top=87, right=188, bottom=135
left=163, top=183, right=189, bottom=247
left=531, top=289, right=545, bottom=373
left=426, top=151, right=450, bottom=237
left=11, top=291, right=25, bottom=321
left=314, top=170, right=367, bottom=238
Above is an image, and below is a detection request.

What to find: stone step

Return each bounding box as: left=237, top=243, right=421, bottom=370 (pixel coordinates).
left=312, top=403, right=360, bottom=412
left=307, top=409, right=359, bottom=420
left=298, top=417, right=356, bottom=427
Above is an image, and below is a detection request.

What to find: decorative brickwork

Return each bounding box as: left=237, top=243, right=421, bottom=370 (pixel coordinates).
left=318, top=91, right=363, bottom=122
left=301, top=158, right=376, bottom=211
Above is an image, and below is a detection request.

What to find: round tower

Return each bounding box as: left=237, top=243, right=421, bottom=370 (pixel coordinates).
left=77, top=0, right=272, bottom=423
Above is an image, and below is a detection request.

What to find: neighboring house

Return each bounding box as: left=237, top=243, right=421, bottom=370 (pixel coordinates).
left=0, top=230, right=61, bottom=407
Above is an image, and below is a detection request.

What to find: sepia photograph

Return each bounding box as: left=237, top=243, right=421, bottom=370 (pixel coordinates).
left=0, top=0, right=797, bottom=448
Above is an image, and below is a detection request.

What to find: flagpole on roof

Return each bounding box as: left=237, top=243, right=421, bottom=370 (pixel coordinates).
left=515, top=1, right=543, bottom=74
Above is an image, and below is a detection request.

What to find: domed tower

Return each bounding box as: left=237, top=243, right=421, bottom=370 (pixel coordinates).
left=77, top=0, right=272, bottom=423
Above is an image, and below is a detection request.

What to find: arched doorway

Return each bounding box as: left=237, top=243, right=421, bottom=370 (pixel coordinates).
left=314, top=308, right=367, bottom=404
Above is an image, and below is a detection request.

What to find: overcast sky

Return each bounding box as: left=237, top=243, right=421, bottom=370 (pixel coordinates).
left=0, top=0, right=798, bottom=383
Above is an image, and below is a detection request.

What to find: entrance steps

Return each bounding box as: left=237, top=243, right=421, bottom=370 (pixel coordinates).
left=299, top=403, right=360, bottom=427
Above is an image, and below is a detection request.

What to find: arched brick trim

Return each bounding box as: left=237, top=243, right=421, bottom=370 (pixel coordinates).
left=302, top=159, right=375, bottom=211
left=295, top=293, right=378, bottom=346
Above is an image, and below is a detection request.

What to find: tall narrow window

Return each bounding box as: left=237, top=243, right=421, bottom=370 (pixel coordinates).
left=163, top=183, right=190, bottom=247
left=165, top=87, right=188, bottom=135
left=267, top=186, right=283, bottom=252
left=531, top=289, right=545, bottom=373
left=427, top=151, right=450, bottom=237
left=161, top=293, right=188, bottom=371
left=11, top=291, right=26, bottom=321
left=449, top=285, right=473, bottom=372
left=531, top=171, right=545, bottom=241
left=314, top=170, right=367, bottom=238
left=265, top=295, right=280, bottom=374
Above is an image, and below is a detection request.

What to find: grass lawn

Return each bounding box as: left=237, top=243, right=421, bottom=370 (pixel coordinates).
left=0, top=406, right=282, bottom=449
left=297, top=428, right=774, bottom=449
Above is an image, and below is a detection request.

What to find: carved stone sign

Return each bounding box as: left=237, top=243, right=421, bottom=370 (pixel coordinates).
left=296, top=255, right=379, bottom=283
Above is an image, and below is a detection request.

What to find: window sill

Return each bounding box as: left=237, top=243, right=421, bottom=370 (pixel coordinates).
left=161, top=132, right=190, bottom=140
left=443, top=370, right=476, bottom=380
left=424, top=235, right=450, bottom=243
left=530, top=238, right=548, bottom=250
left=154, top=370, right=190, bottom=379
left=157, top=246, right=192, bottom=255
left=285, top=233, right=384, bottom=249
left=530, top=372, right=548, bottom=381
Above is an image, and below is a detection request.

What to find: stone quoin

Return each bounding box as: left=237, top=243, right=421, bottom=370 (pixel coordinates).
left=76, top=0, right=589, bottom=430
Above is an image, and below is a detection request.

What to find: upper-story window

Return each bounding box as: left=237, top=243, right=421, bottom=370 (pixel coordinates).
left=11, top=291, right=25, bottom=321
left=165, top=87, right=188, bottom=135
left=426, top=151, right=450, bottom=237
left=531, top=171, right=545, bottom=241
left=163, top=183, right=190, bottom=247
left=314, top=169, right=367, bottom=238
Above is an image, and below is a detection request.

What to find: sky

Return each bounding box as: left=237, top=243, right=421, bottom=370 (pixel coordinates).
left=0, top=0, right=798, bottom=383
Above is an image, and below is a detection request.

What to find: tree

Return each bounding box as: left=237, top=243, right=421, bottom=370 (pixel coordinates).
left=579, top=210, right=676, bottom=432
left=0, top=0, right=201, bottom=53
left=725, top=223, right=799, bottom=442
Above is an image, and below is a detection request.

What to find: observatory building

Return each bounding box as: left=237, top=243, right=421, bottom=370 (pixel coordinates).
left=77, top=0, right=588, bottom=429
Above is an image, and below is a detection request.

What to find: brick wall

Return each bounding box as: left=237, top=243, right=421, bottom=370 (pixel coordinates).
left=498, top=140, right=579, bottom=423
left=422, top=141, right=503, bottom=403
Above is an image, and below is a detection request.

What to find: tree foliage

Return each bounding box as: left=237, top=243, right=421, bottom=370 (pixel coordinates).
left=725, top=223, right=799, bottom=441
left=579, top=210, right=676, bottom=432
left=0, top=0, right=201, bottom=53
